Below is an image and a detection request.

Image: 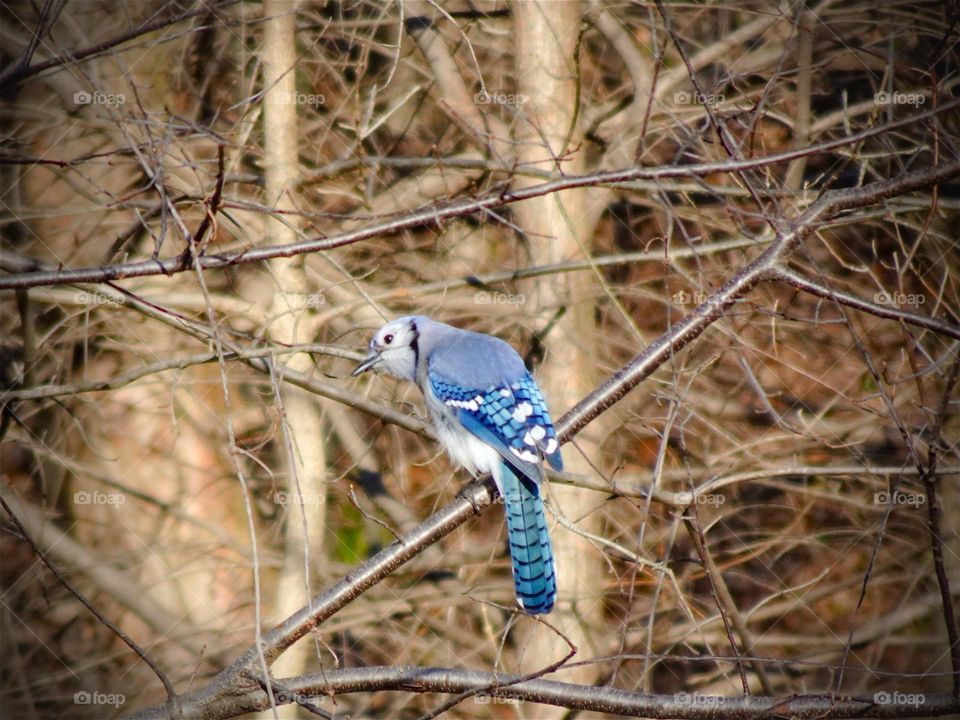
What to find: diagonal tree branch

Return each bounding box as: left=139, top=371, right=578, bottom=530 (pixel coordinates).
left=0, top=0, right=241, bottom=89
left=773, top=266, right=960, bottom=340
left=123, top=157, right=960, bottom=720
left=556, top=159, right=960, bottom=441
left=0, top=494, right=176, bottom=699
left=1, top=100, right=957, bottom=291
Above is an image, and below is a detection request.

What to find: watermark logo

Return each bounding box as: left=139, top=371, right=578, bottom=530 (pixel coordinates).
left=474, top=89, right=528, bottom=106
left=475, top=291, right=525, bottom=305
left=74, top=491, right=126, bottom=507
left=874, top=490, right=925, bottom=508
left=474, top=692, right=521, bottom=706
left=285, top=292, right=325, bottom=309
left=75, top=291, right=121, bottom=308
left=74, top=691, right=125, bottom=708
left=874, top=91, right=925, bottom=107
left=874, top=691, right=926, bottom=707
left=676, top=692, right=727, bottom=707
left=674, top=90, right=724, bottom=106
left=693, top=493, right=725, bottom=506
left=491, top=493, right=529, bottom=507
left=874, top=290, right=925, bottom=306
left=274, top=492, right=325, bottom=506
left=272, top=690, right=314, bottom=705
left=274, top=91, right=325, bottom=107
left=73, top=90, right=125, bottom=107
left=673, top=289, right=708, bottom=305
left=672, top=289, right=734, bottom=306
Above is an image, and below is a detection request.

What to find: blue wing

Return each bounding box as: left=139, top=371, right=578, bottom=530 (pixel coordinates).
left=428, top=369, right=563, bottom=481
left=428, top=362, right=561, bottom=615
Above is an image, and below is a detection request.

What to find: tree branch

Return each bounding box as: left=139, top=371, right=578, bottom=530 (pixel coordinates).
left=555, top=159, right=960, bottom=441
left=125, top=665, right=960, bottom=719
left=124, top=157, right=960, bottom=720
left=773, top=266, right=960, bottom=340
left=2, top=101, right=956, bottom=291
left=119, top=480, right=499, bottom=720
left=0, top=0, right=241, bottom=89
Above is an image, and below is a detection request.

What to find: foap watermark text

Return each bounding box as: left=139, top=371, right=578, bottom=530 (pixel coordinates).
left=74, top=90, right=125, bottom=106
left=74, top=491, right=126, bottom=507
left=74, top=691, right=125, bottom=708
left=874, top=490, right=925, bottom=508
left=874, top=91, right=925, bottom=107
left=874, top=691, right=926, bottom=707
left=674, top=90, right=724, bottom=106
left=675, top=692, right=734, bottom=708
left=274, top=91, right=325, bottom=107
left=474, top=692, right=521, bottom=706
left=475, top=290, right=525, bottom=305
left=474, top=89, right=528, bottom=106
left=275, top=492, right=325, bottom=506
left=75, top=291, right=122, bottom=308
left=874, top=290, right=925, bottom=306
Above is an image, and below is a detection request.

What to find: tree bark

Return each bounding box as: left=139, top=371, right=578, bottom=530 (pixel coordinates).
left=259, top=0, right=327, bottom=703
left=512, top=0, right=606, bottom=696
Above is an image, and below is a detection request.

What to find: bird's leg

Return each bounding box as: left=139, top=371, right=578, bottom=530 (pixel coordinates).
left=457, top=475, right=497, bottom=514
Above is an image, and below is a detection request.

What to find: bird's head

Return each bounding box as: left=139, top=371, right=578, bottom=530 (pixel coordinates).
left=351, top=316, right=420, bottom=382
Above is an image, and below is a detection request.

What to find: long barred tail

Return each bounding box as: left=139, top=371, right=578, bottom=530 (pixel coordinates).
left=500, top=462, right=556, bottom=614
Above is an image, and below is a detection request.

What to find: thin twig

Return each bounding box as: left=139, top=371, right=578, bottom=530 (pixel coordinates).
left=920, top=355, right=960, bottom=698
left=1, top=344, right=360, bottom=402
left=555, top=159, right=960, bottom=442
left=0, top=1, right=241, bottom=88
left=774, top=266, right=960, bottom=340
left=1, top=495, right=176, bottom=697
left=2, top=103, right=957, bottom=291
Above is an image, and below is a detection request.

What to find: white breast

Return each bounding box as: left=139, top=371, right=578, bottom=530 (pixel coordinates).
left=417, top=366, right=505, bottom=493
left=432, top=411, right=500, bottom=477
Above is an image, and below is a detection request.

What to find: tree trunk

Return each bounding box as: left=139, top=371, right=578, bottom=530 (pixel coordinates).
left=259, top=0, right=327, bottom=701
left=512, top=0, right=606, bottom=696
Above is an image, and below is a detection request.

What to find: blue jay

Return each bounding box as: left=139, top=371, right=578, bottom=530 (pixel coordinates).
left=352, top=316, right=562, bottom=614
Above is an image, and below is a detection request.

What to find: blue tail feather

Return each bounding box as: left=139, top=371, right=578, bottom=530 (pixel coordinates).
left=499, top=461, right=556, bottom=614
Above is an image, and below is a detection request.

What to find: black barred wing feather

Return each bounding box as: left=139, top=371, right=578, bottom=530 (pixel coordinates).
left=429, top=371, right=563, bottom=477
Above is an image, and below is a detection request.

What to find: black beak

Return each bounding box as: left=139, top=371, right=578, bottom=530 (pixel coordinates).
left=352, top=352, right=380, bottom=377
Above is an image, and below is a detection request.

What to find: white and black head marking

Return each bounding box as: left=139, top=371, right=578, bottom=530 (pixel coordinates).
left=352, top=316, right=420, bottom=381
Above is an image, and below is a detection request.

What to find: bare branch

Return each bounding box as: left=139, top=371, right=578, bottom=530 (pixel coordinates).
left=0, top=0, right=241, bottom=88
left=125, top=665, right=960, bottom=719
left=2, top=101, right=956, bottom=291
left=0, top=494, right=176, bottom=699
left=773, top=266, right=960, bottom=340
left=556, top=159, right=960, bottom=441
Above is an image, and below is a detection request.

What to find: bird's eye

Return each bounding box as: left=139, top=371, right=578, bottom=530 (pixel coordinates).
left=383, top=333, right=394, bottom=345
